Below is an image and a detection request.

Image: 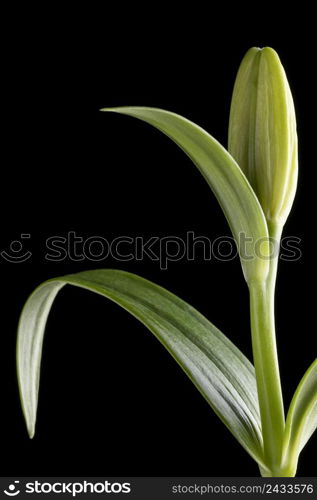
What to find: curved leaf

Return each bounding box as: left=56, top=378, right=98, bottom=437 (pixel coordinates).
left=283, top=359, right=317, bottom=467
left=17, top=269, right=265, bottom=466
left=101, top=107, right=269, bottom=284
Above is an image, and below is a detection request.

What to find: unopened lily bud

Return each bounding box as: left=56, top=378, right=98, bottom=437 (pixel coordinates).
left=228, top=47, right=298, bottom=226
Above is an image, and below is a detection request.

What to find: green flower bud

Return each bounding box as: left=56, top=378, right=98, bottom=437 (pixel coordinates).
left=228, top=47, right=298, bottom=226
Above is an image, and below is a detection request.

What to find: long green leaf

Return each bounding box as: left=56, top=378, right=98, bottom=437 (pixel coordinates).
left=17, top=269, right=265, bottom=466
left=283, top=359, right=317, bottom=468
left=101, top=107, right=269, bottom=284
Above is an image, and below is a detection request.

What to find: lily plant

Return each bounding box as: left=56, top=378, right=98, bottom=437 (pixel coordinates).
left=17, top=47, right=316, bottom=477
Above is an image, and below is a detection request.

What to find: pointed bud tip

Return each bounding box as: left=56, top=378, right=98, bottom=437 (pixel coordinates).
left=248, top=46, right=279, bottom=60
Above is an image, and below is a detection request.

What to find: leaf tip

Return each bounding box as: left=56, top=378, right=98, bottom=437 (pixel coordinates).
left=99, top=107, right=120, bottom=113
left=27, top=423, right=35, bottom=439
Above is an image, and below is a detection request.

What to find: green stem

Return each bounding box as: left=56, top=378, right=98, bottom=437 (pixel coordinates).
left=249, top=221, right=285, bottom=475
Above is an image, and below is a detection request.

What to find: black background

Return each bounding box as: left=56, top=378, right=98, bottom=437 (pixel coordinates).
left=1, top=12, right=316, bottom=477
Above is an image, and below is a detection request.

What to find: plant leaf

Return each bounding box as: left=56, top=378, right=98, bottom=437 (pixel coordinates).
left=101, top=106, right=269, bottom=284
left=17, top=269, right=265, bottom=466
left=283, top=359, right=317, bottom=465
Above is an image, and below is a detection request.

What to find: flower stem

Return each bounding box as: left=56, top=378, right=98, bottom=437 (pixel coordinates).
left=249, top=221, right=285, bottom=475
